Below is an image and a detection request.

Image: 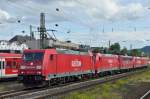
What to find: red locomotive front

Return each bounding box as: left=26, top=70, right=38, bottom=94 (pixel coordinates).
left=18, top=50, right=46, bottom=85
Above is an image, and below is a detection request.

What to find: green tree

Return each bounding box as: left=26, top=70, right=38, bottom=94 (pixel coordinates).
left=109, top=43, right=121, bottom=54
left=92, top=47, right=105, bottom=53
left=103, top=47, right=109, bottom=54
left=92, top=47, right=101, bottom=53
left=130, top=49, right=142, bottom=56
left=120, top=47, right=128, bottom=55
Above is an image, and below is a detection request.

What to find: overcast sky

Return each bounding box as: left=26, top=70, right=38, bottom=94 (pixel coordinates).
left=0, top=0, right=150, bottom=49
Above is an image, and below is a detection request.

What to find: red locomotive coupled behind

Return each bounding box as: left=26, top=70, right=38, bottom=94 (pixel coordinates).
left=95, top=53, right=119, bottom=75
left=18, top=49, right=149, bottom=87
left=0, top=53, right=22, bottom=79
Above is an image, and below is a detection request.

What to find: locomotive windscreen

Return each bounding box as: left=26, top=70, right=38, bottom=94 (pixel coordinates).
left=23, top=52, right=44, bottom=61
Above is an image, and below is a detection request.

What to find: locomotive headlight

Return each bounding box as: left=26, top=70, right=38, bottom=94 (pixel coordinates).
left=37, top=71, right=41, bottom=74
left=36, top=65, right=42, bottom=69
left=20, top=66, right=26, bottom=69
left=21, top=71, right=24, bottom=74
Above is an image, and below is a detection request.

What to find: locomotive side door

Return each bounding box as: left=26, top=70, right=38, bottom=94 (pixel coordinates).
left=0, top=58, right=5, bottom=78
left=0, top=58, right=1, bottom=78
left=49, top=54, right=57, bottom=75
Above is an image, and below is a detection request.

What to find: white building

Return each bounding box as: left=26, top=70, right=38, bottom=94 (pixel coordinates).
left=26, top=39, right=79, bottom=49
left=0, top=40, right=28, bottom=53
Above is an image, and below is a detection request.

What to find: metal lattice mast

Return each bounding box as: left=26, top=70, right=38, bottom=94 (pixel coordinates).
left=39, top=13, right=47, bottom=49
left=30, top=25, right=34, bottom=40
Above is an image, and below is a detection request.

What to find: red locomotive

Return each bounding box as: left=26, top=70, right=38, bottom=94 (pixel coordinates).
left=95, top=53, right=119, bottom=75
left=18, top=49, right=149, bottom=86
left=119, top=56, right=134, bottom=70
left=0, top=53, right=22, bottom=79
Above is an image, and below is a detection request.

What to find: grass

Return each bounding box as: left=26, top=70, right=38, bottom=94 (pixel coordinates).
left=60, top=69, right=150, bottom=99
left=0, top=85, right=6, bottom=92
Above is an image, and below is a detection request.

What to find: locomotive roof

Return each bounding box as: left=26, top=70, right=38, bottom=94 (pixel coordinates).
left=0, top=53, right=22, bottom=58
left=24, top=49, right=91, bottom=55
left=97, top=53, right=118, bottom=57
left=56, top=48, right=89, bottom=55
left=24, top=49, right=46, bottom=52
left=120, top=55, right=133, bottom=58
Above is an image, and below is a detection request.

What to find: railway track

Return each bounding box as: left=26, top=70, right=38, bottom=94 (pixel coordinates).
left=0, top=81, right=23, bottom=95
left=0, top=81, right=18, bottom=86
left=0, top=69, right=147, bottom=99
left=0, top=79, right=80, bottom=99
left=0, top=87, right=47, bottom=99
left=0, top=81, right=81, bottom=99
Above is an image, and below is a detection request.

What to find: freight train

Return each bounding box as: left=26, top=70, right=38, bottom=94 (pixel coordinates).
left=0, top=53, right=22, bottom=79
left=18, top=49, right=149, bottom=87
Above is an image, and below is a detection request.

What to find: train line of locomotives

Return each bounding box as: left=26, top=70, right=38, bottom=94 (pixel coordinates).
left=0, top=53, right=22, bottom=79
left=18, top=49, right=149, bottom=86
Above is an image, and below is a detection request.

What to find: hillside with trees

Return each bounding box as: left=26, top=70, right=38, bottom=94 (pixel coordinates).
left=92, top=43, right=146, bottom=57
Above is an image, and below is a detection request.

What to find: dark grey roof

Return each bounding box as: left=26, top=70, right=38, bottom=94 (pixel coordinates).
left=9, top=35, right=35, bottom=44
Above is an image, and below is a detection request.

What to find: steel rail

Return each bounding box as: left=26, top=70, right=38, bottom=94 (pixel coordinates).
left=140, top=90, right=150, bottom=99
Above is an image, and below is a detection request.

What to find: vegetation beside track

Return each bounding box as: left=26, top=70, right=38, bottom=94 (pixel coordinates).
left=0, top=85, right=5, bottom=91
left=0, top=82, right=11, bottom=92
left=60, top=68, right=150, bottom=99
left=0, top=81, right=23, bottom=92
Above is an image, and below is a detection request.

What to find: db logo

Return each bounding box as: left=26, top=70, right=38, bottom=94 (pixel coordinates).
left=72, top=60, right=82, bottom=67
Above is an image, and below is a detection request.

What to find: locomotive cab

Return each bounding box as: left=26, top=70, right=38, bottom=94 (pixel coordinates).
left=18, top=50, right=45, bottom=85
left=0, top=58, right=5, bottom=79
left=18, top=49, right=57, bottom=86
